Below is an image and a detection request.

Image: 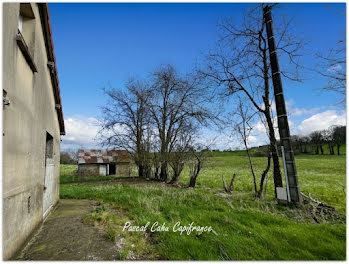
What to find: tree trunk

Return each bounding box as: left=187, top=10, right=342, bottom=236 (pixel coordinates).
left=328, top=144, right=334, bottom=155
left=144, top=165, right=151, bottom=179
left=160, top=162, right=168, bottom=182
left=320, top=145, right=324, bottom=155
left=264, top=110, right=283, bottom=197
left=244, top=139, right=257, bottom=195
left=169, top=171, right=180, bottom=184
left=337, top=144, right=340, bottom=155
left=159, top=141, right=168, bottom=181
left=315, top=146, right=319, bottom=155
left=189, top=175, right=197, bottom=187
left=256, top=152, right=271, bottom=198
left=138, top=164, right=144, bottom=178
left=259, top=30, right=282, bottom=198
left=154, top=166, right=159, bottom=180
left=188, top=159, right=201, bottom=188
left=222, top=174, right=237, bottom=193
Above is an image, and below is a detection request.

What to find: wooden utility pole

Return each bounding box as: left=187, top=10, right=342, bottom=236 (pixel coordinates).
left=263, top=5, right=301, bottom=204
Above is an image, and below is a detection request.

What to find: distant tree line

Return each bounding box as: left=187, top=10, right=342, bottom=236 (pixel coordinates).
left=254, top=125, right=346, bottom=157
left=60, top=151, right=78, bottom=164
left=290, top=125, right=346, bottom=155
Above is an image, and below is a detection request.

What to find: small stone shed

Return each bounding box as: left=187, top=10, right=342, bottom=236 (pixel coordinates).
left=78, top=149, right=131, bottom=177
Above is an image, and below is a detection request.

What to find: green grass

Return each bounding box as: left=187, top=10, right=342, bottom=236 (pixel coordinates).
left=59, top=164, right=133, bottom=184
left=60, top=164, right=78, bottom=176
left=60, top=153, right=346, bottom=260
left=181, top=153, right=346, bottom=212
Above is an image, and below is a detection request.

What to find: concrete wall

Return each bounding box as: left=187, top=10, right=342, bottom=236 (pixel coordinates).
left=115, top=163, right=131, bottom=177
left=3, top=3, right=61, bottom=259
left=78, top=164, right=100, bottom=178
left=78, top=163, right=130, bottom=177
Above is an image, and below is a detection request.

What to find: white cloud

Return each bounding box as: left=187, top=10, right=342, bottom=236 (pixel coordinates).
left=260, top=99, right=317, bottom=118
left=291, top=107, right=317, bottom=117
left=286, top=100, right=319, bottom=117
left=254, top=119, right=268, bottom=134
left=61, top=116, right=101, bottom=150
left=327, top=64, right=342, bottom=73
left=297, top=110, right=346, bottom=135
left=247, top=135, right=257, bottom=145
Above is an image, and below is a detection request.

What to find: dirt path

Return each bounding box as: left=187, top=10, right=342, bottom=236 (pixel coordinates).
left=14, top=199, right=120, bottom=260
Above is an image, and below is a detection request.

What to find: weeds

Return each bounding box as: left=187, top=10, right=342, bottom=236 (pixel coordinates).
left=82, top=202, right=157, bottom=260
left=105, top=224, right=116, bottom=242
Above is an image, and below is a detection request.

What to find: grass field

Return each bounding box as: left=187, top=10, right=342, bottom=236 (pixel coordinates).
left=60, top=152, right=346, bottom=260
left=60, top=165, right=128, bottom=184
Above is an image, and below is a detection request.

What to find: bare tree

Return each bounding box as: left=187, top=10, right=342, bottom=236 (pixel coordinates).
left=316, top=36, right=345, bottom=105
left=99, top=66, right=215, bottom=181
left=168, top=124, right=195, bottom=184
left=232, top=98, right=272, bottom=198
left=290, top=135, right=303, bottom=154
left=149, top=65, right=213, bottom=182
left=60, top=151, right=77, bottom=165
left=199, top=4, right=302, bottom=197
left=232, top=98, right=258, bottom=194
left=300, top=135, right=311, bottom=154
left=98, top=79, right=153, bottom=178
left=309, top=131, right=324, bottom=155
left=152, top=152, right=161, bottom=180
left=187, top=141, right=217, bottom=188
left=256, top=148, right=272, bottom=198
left=222, top=173, right=237, bottom=194
left=188, top=148, right=205, bottom=188
left=322, top=128, right=335, bottom=155
left=331, top=125, right=346, bottom=155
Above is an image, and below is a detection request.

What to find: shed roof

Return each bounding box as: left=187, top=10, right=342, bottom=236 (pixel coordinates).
left=78, top=149, right=131, bottom=164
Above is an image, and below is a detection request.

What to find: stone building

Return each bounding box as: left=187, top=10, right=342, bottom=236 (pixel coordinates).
left=78, top=149, right=132, bottom=177
left=2, top=3, right=65, bottom=259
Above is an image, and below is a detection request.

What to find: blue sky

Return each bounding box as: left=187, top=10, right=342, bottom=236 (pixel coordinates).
left=48, top=3, right=346, bottom=150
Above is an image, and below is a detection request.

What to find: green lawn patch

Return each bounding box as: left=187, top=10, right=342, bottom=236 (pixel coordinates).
left=60, top=164, right=133, bottom=184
